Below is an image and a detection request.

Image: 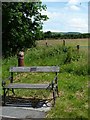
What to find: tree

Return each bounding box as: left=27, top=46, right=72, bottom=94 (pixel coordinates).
left=2, top=2, right=48, bottom=57
left=44, top=31, right=52, bottom=39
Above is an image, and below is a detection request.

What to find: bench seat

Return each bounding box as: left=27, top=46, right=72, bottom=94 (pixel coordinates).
left=5, top=83, right=50, bottom=89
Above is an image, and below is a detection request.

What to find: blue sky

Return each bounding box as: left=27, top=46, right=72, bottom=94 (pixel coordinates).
left=42, top=0, right=89, bottom=33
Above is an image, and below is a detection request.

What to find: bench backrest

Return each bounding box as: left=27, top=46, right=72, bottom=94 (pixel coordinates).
left=10, top=66, right=60, bottom=73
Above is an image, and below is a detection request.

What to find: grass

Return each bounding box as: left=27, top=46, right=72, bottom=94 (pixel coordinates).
left=46, top=73, right=88, bottom=118
left=37, top=38, right=88, bottom=47
left=2, top=38, right=88, bottom=118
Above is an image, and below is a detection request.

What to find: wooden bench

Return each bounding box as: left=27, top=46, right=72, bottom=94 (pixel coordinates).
left=2, top=66, right=60, bottom=106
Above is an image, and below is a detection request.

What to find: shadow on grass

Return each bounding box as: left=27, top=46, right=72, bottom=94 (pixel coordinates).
left=2, top=96, right=53, bottom=108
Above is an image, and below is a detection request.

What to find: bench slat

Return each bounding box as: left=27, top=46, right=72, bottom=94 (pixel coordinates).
left=5, top=83, right=50, bottom=89
left=10, top=66, right=60, bottom=72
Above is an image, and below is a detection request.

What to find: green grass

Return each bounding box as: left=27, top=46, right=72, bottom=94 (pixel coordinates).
left=37, top=38, right=88, bottom=47
left=2, top=39, right=88, bottom=118
left=46, top=73, right=88, bottom=118
left=10, top=72, right=54, bottom=99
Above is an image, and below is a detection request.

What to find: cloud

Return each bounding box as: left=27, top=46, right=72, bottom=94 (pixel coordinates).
left=70, top=5, right=80, bottom=10
left=42, top=0, right=89, bottom=2
left=65, top=4, right=80, bottom=11
left=68, top=0, right=80, bottom=5
left=42, top=0, right=65, bottom=2
left=42, top=0, right=64, bottom=2
left=65, top=0, right=82, bottom=11
left=67, top=18, right=88, bottom=32
left=43, top=29, right=62, bottom=32
left=67, top=0, right=89, bottom=5
left=42, top=2, right=88, bottom=33
left=41, top=9, right=63, bottom=21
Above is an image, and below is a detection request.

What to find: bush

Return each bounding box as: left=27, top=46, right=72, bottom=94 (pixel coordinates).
left=61, top=60, right=88, bottom=76
left=2, top=45, right=88, bottom=78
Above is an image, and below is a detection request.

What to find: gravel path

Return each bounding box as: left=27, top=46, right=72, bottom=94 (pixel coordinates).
left=2, top=106, right=46, bottom=119
left=1, top=102, right=51, bottom=119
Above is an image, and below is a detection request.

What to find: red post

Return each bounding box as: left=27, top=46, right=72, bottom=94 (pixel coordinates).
left=18, top=51, right=24, bottom=66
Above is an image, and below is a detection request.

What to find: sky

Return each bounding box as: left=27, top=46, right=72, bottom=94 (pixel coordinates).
left=42, top=0, right=89, bottom=33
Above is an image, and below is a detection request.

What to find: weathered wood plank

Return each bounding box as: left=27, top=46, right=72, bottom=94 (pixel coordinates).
left=5, top=83, right=50, bottom=89
left=10, top=66, right=60, bottom=72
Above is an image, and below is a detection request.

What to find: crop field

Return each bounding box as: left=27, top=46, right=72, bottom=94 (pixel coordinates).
left=37, top=38, right=88, bottom=47
left=2, top=38, right=88, bottom=119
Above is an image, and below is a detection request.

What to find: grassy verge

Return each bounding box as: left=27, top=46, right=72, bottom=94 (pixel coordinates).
left=2, top=41, right=88, bottom=118
left=46, top=73, right=88, bottom=118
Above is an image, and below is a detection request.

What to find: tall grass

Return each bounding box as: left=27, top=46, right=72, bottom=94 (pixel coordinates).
left=2, top=56, right=17, bottom=78
left=24, top=46, right=67, bottom=66
left=25, top=46, right=77, bottom=65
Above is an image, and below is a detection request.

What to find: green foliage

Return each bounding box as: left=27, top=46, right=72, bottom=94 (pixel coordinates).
left=2, top=2, right=48, bottom=57
left=2, top=45, right=88, bottom=78
left=25, top=46, right=71, bottom=66
left=42, top=31, right=90, bottom=40
left=2, top=56, right=17, bottom=78
left=61, top=58, right=88, bottom=76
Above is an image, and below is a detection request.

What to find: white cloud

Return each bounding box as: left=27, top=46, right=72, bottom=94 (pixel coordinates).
left=42, top=2, right=88, bottom=33
left=65, top=0, right=82, bottom=11
left=64, top=1, right=88, bottom=12
left=43, top=11, right=88, bottom=33
left=68, top=0, right=80, bottom=5
left=67, top=18, right=88, bottom=32
left=42, top=0, right=65, bottom=2
left=41, top=9, right=63, bottom=20
left=42, top=0, right=89, bottom=2
left=70, top=5, right=80, bottom=10
left=43, top=29, right=62, bottom=32
left=65, top=4, right=80, bottom=11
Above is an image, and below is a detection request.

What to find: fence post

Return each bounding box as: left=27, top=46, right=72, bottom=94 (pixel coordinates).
left=46, top=40, right=48, bottom=47
left=77, top=45, right=80, bottom=53
left=63, top=40, right=65, bottom=46
left=17, top=50, right=24, bottom=66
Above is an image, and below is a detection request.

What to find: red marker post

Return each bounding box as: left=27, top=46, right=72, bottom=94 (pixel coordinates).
left=18, top=51, right=24, bottom=66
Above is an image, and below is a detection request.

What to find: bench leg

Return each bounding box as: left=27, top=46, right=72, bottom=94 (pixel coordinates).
left=12, top=88, right=15, bottom=95
left=3, top=88, right=6, bottom=105
left=53, top=89, right=56, bottom=106
left=7, top=88, right=9, bottom=96
left=56, top=85, right=59, bottom=97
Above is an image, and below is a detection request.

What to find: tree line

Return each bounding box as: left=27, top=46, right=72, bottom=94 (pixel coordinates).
left=40, top=31, right=90, bottom=40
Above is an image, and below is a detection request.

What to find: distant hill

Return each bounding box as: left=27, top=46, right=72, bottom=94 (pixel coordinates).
left=65, top=32, right=81, bottom=35
left=43, top=31, right=89, bottom=40
left=52, top=32, right=81, bottom=35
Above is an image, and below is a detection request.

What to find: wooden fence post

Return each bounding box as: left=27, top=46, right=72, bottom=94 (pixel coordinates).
left=63, top=40, right=65, bottom=46
left=46, top=40, right=48, bottom=47
left=77, top=45, right=80, bottom=53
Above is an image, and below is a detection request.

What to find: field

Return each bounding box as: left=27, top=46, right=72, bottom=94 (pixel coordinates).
left=2, top=38, right=88, bottom=118
left=37, top=38, right=88, bottom=47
